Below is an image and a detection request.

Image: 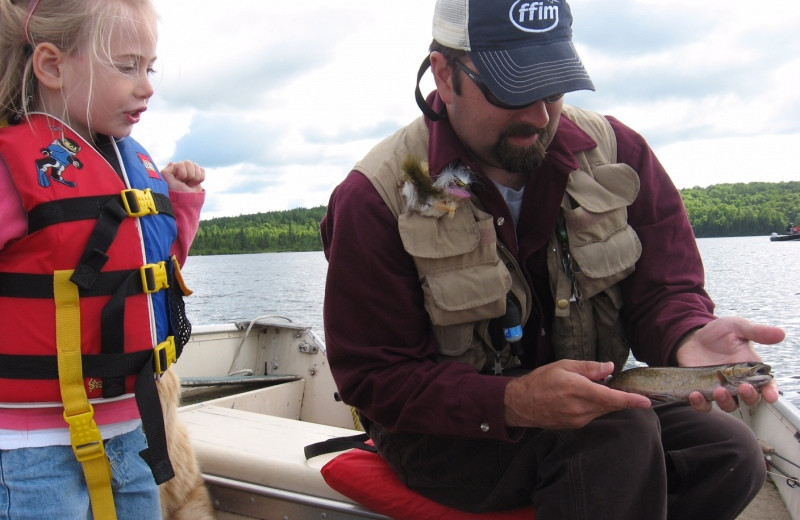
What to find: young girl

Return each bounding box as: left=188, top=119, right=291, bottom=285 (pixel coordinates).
left=0, top=0, right=206, bottom=518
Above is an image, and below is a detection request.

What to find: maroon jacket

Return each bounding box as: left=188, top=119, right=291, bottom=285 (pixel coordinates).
left=320, top=99, right=715, bottom=442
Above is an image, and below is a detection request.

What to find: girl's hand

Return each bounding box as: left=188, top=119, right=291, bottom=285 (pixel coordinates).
left=161, top=161, right=205, bottom=193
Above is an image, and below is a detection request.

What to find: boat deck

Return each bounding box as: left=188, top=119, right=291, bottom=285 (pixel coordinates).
left=741, top=479, right=792, bottom=520
left=180, top=390, right=795, bottom=520
left=176, top=321, right=798, bottom=519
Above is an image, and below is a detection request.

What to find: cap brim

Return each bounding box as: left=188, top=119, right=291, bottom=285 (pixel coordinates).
left=470, top=40, right=594, bottom=106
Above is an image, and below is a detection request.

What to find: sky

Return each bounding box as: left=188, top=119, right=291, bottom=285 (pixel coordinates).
left=138, top=0, right=800, bottom=220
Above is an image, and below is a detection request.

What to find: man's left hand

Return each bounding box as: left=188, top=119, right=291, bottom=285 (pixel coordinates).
left=675, top=316, right=785, bottom=412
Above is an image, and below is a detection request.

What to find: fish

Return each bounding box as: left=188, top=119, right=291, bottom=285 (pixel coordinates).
left=606, top=362, right=773, bottom=403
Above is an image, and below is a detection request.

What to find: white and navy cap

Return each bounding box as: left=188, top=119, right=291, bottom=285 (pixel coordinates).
left=433, top=0, right=594, bottom=106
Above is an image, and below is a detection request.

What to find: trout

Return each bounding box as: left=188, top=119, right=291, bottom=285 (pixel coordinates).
left=606, top=362, right=773, bottom=403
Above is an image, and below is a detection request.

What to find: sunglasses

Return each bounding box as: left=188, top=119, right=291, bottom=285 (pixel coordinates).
left=452, top=60, right=565, bottom=110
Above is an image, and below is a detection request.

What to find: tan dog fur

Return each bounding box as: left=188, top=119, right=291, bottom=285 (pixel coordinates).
left=157, top=368, right=216, bottom=519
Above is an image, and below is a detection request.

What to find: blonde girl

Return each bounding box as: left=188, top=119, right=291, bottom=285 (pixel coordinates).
left=0, top=1, right=206, bottom=518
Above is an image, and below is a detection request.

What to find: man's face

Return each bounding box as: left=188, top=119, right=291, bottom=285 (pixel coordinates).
left=433, top=54, right=563, bottom=183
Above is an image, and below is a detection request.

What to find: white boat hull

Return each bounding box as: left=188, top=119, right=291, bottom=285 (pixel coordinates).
left=175, top=318, right=800, bottom=520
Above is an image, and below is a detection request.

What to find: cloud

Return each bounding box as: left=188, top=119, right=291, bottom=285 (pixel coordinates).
left=169, top=112, right=329, bottom=169
left=136, top=0, right=800, bottom=219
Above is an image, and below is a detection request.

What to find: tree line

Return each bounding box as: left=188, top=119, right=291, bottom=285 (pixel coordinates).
left=189, top=206, right=326, bottom=255
left=681, top=181, right=800, bottom=237
left=188, top=182, right=800, bottom=255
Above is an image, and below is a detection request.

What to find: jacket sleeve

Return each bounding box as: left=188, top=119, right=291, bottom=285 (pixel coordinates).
left=609, top=117, right=716, bottom=366
left=168, top=190, right=205, bottom=265
left=321, top=171, right=516, bottom=440
left=0, top=158, right=27, bottom=251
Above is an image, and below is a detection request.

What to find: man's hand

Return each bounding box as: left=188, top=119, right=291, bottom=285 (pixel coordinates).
left=676, top=317, right=785, bottom=412
left=503, top=360, right=652, bottom=430
left=161, top=160, right=205, bottom=193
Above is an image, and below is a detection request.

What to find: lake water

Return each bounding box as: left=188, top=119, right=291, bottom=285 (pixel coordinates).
left=180, top=236, right=800, bottom=405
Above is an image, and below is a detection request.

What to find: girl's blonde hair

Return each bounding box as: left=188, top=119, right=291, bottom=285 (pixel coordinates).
left=0, top=0, right=157, bottom=125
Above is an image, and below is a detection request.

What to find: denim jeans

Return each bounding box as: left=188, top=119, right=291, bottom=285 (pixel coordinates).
left=0, top=426, right=161, bottom=519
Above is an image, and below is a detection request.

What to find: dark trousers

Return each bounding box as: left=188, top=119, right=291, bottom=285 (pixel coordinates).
left=370, top=403, right=765, bottom=520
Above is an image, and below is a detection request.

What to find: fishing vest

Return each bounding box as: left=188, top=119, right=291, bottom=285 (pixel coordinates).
left=0, top=113, right=190, bottom=402
left=356, top=105, right=641, bottom=373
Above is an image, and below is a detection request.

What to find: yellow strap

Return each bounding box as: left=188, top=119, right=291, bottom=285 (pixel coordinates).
left=54, top=270, right=118, bottom=520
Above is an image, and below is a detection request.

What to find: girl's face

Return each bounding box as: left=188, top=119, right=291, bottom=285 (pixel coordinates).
left=59, top=13, right=157, bottom=143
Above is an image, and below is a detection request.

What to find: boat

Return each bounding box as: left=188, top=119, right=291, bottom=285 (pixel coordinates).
left=770, top=232, right=800, bottom=242
left=173, top=316, right=800, bottom=520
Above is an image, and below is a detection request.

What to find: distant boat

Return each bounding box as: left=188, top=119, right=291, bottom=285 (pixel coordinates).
left=770, top=232, right=800, bottom=242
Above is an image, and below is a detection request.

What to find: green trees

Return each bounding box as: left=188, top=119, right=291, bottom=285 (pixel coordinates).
left=189, top=206, right=326, bottom=255
left=188, top=182, right=800, bottom=255
left=681, top=182, right=800, bottom=237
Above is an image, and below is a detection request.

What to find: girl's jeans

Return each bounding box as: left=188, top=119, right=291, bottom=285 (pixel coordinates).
left=0, top=426, right=161, bottom=519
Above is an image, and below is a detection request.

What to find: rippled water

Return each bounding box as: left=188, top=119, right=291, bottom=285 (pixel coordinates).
left=696, top=237, right=800, bottom=405
left=181, top=237, right=800, bottom=405
left=181, top=251, right=327, bottom=331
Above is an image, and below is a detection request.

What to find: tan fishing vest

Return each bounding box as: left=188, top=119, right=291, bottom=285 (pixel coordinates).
left=356, top=105, right=641, bottom=373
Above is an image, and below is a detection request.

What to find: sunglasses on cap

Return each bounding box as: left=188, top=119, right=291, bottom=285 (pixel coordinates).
left=452, top=60, right=565, bottom=110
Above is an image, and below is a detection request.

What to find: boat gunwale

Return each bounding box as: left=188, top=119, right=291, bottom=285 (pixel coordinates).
left=203, top=473, right=391, bottom=520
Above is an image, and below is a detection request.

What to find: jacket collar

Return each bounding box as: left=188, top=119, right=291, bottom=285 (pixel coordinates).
left=422, top=91, right=602, bottom=255
left=424, top=91, right=599, bottom=179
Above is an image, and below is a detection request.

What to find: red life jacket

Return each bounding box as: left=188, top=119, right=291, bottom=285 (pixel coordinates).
left=0, top=114, right=178, bottom=403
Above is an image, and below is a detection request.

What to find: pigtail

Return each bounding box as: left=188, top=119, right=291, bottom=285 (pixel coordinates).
left=0, top=0, right=33, bottom=125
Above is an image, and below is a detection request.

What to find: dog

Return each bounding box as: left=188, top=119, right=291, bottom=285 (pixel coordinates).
left=157, top=367, right=216, bottom=519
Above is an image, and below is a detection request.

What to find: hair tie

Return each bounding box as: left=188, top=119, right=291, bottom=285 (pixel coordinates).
left=23, top=0, right=42, bottom=44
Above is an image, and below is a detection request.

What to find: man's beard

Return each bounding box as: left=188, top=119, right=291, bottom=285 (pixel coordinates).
left=493, top=121, right=555, bottom=174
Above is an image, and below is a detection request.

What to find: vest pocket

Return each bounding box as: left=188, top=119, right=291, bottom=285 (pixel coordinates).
left=399, top=205, right=510, bottom=327
left=422, top=264, right=509, bottom=326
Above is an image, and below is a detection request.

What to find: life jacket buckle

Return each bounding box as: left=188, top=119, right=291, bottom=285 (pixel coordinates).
left=63, top=406, right=107, bottom=463
left=140, top=261, right=169, bottom=294
left=154, top=336, right=177, bottom=375
left=121, top=188, right=158, bottom=217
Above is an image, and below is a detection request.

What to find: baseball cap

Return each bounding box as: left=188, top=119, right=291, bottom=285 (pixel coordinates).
left=433, top=0, right=594, bottom=106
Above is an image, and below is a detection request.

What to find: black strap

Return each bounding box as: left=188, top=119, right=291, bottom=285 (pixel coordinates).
left=0, top=351, right=151, bottom=380
left=70, top=197, right=130, bottom=289
left=100, top=269, right=140, bottom=397
left=415, top=55, right=448, bottom=122
left=70, top=193, right=173, bottom=290
left=304, top=433, right=376, bottom=460
left=0, top=270, right=142, bottom=298
left=27, top=193, right=174, bottom=234
left=134, top=355, right=175, bottom=485
left=27, top=196, right=115, bottom=234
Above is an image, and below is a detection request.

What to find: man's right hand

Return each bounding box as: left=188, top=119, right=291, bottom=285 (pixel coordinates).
left=503, top=360, right=652, bottom=430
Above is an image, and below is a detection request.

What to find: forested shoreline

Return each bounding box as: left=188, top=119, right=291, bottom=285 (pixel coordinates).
left=188, top=181, right=800, bottom=255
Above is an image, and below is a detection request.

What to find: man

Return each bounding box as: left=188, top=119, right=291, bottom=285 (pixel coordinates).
left=320, top=1, right=785, bottom=518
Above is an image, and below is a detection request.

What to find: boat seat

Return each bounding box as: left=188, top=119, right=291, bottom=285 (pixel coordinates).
left=180, top=392, right=536, bottom=518
left=179, top=402, right=361, bottom=503
left=320, top=441, right=536, bottom=520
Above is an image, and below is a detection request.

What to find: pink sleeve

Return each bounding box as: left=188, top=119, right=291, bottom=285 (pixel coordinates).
left=168, top=189, right=205, bottom=265
left=0, top=158, right=27, bottom=250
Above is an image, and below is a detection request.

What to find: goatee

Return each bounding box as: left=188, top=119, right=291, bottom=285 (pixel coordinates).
left=493, top=122, right=554, bottom=174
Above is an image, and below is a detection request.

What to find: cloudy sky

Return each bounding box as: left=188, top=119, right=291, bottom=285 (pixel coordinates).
left=138, top=0, right=800, bottom=220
